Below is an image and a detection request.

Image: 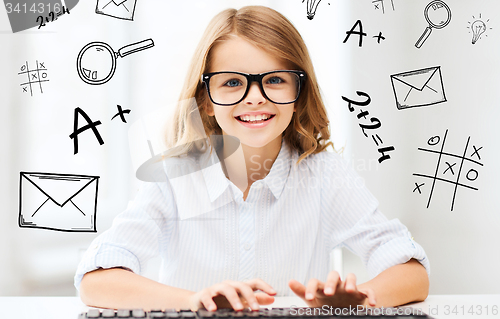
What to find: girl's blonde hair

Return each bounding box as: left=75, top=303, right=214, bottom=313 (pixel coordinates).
left=166, top=5, right=333, bottom=163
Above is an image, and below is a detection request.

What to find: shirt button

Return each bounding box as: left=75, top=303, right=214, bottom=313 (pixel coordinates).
left=243, top=243, right=251, bottom=251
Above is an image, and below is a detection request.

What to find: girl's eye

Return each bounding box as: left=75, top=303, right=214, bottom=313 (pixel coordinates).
left=267, top=76, right=284, bottom=85
left=223, top=79, right=243, bottom=87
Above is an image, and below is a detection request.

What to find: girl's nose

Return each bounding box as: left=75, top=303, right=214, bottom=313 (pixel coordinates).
left=244, top=82, right=266, bottom=105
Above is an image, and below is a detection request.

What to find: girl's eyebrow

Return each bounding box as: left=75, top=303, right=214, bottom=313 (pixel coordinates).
left=210, top=69, right=294, bottom=74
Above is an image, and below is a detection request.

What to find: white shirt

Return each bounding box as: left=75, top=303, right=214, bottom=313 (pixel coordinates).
left=74, top=141, right=430, bottom=296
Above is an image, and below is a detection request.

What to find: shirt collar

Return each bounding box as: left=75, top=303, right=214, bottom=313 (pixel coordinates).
left=201, top=138, right=295, bottom=202
left=261, top=139, right=293, bottom=199
left=200, top=148, right=230, bottom=203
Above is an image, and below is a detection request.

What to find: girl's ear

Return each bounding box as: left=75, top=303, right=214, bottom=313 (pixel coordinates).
left=205, top=103, right=215, bottom=116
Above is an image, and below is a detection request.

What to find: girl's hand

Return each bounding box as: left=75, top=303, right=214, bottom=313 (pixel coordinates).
left=188, top=279, right=277, bottom=312
left=288, top=272, right=376, bottom=308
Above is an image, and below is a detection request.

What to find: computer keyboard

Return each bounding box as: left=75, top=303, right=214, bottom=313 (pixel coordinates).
left=78, top=307, right=434, bottom=318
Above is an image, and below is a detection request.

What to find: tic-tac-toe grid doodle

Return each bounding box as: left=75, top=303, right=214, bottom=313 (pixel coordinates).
left=413, top=129, right=483, bottom=211
left=372, top=0, right=395, bottom=14
left=18, top=61, right=49, bottom=96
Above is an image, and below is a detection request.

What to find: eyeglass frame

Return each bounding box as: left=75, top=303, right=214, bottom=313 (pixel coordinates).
left=201, top=70, right=307, bottom=106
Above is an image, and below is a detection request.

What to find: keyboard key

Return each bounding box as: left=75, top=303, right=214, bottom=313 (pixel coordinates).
left=102, top=309, right=116, bottom=317
left=181, top=312, right=196, bottom=318
left=87, top=309, right=101, bottom=318
left=198, top=309, right=214, bottom=317
left=117, top=309, right=131, bottom=318
left=234, top=312, right=246, bottom=317
left=132, top=309, right=146, bottom=317
left=269, top=310, right=286, bottom=317
left=197, top=310, right=213, bottom=317
left=246, top=311, right=260, bottom=317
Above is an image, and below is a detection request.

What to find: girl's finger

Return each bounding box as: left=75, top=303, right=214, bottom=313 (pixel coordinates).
left=305, top=278, right=321, bottom=300
left=254, top=292, right=275, bottom=305
left=212, top=284, right=244, bottom=311
left=359, top=288, right=376, bottom=307
left=244, top=278, right=277, bottom=295
left=344, top=273, right=357, bottom=292
left=200, top=292, right=218, bottom=312
left=288, top=279, right=307, bottom=298
left=231, top=282, right=261, bottom=311
left=324, top=271, right=341, bottom=296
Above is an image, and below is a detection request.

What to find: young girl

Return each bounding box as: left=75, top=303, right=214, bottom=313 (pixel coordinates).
left=75, top=5, right=430, bottom=312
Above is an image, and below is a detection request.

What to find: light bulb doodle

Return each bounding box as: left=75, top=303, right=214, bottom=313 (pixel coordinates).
left=467, top=14, right=492, bottom=44
left=302, top=0, right=321, bottom=20
left=471, top=20, right=486, bottom=44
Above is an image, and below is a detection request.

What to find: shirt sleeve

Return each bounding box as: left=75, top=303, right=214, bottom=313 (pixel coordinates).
left=318, top=151, right=430, bottom=278
left=74, top=180, right=176, bottom=290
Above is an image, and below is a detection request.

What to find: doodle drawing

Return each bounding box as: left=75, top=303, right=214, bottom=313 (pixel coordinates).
left=413, top=130, right=483, bottom=211
left=111, top=105, right=131, bottom=123
left=36, top=5, right=71, bottom=29
left=19, top=172, right=99, bottom=232
left=4, top=0, right=79, bottom=33
left=18, top=61, right=49, bottom=96
left=372, top=0, right=395, bottom=14
left=96, top=0, right=137, bottom=21
left=342, top=91, right=395, bottom=163
left=77, top=39, right=154, bottom=85
left=468, top=14, right=492, bottom=44
left=343, top=20, right=386, bottom=47
left=415, top=0, right=451, bottom=48
left=390, top=66, right=446, bottom=110
left=302, top=0, right=321, bottom=20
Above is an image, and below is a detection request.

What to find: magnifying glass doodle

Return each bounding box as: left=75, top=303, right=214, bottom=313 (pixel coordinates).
left=77, top=39, right=154, bottom=85
left=415, top=1, right=451, bottom=48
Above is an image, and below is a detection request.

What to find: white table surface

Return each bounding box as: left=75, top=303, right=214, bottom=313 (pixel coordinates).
left=0, top=295, right=498, bottom=318
left=268, top=295, right=500, bottom=318
left=408, top=295, right=500, bottom=318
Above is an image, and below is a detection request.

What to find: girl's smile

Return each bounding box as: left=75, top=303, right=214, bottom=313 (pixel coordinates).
left=234, top=111, right=276, bottom=128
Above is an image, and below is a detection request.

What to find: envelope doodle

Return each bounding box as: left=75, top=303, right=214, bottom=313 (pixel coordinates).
left=19, top=172, right=99, bottom=232
left=390, top=66, right=446, bottom=110
left=96, top=0, right=137, bottom=21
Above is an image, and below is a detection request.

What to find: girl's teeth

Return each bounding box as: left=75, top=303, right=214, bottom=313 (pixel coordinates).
left=239, top=114, right=271, bottom=122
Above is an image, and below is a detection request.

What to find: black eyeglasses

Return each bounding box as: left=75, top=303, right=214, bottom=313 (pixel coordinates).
left=201, top=70, right=306, bottom=106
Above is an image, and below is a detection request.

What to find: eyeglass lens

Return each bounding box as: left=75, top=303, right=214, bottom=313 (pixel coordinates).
left=209, top=72, right=300, bottom=105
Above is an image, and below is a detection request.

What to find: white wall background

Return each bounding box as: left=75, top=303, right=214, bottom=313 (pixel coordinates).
left=339, top=0, right=500, bottom=294
left=0, top=0, right=498, bottom=296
